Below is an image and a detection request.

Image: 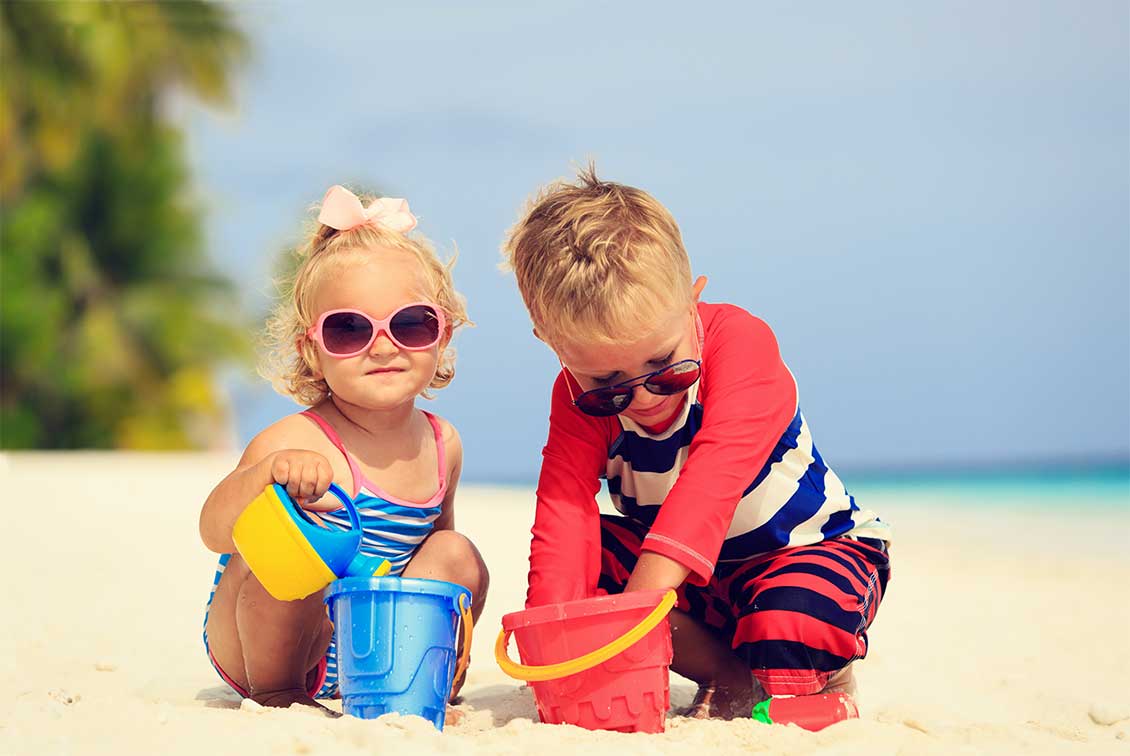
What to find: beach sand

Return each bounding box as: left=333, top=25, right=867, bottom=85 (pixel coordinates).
left=3, top=452, right=1128, bottom=755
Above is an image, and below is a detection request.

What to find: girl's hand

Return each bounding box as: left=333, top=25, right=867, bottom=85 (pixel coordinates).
left=266, top=450, right=339, bottom=512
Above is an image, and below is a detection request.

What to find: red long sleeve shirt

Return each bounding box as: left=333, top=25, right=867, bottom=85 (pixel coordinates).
left=526, top=302, right=804, bottom=607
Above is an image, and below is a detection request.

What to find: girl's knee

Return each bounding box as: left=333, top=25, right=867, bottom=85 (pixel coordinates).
left=424, top=529, right=477, bottom=561
left=414, top=530, right=489, bottom=596
left=306, top=616, right=334, bottom=670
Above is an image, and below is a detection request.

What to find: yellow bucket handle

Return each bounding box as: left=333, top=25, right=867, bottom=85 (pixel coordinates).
left=494, top=589, right=676, bottom=682
left=452, top=593, right=473, bottom=692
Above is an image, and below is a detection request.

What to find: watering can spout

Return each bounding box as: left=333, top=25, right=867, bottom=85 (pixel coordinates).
left=347, top=552, right=392, bottom=579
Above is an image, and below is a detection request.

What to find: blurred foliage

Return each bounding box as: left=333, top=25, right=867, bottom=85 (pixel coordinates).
left=1, top=0, right=250, bottom=449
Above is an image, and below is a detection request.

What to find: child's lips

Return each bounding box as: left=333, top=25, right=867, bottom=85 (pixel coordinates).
left=365, top=367, right=404, bottom=375
left=629, top=393, right=689, bottom=424
left=630, top=397, right=672, bottom=418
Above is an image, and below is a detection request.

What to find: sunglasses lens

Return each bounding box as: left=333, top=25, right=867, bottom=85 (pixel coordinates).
left=321, top=312, right=373, bottom=354
left=390, top=305, right=441, bottom=348
left=576, top=387, right=633, bottom=417
left=645, top=360, right=701, bottom=395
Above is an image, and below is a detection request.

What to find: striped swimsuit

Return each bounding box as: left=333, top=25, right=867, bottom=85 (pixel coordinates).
left=202, top=409, right=446, bottom=699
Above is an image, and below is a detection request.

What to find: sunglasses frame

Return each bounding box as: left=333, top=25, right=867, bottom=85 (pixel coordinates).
left=305, top=302, right=447, bottom=357
left=569, top=359, right=702, bottom=417
left=562, top=311, right=706, bottom=418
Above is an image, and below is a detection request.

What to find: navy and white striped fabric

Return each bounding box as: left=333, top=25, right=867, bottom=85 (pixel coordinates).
left=605, top=382, right=890, bottom=562
left=317, top=491, right=442, bottom=576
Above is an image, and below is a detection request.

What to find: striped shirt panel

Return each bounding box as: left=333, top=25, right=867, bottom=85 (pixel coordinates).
left=607, top=395, right=888, bottom=561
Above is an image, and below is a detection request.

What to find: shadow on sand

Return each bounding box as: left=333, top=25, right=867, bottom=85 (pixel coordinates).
left=460, top=683, right=538, bottom=726
left=195, top=685, right=242, bottom=710
left=459, top=682, right=701, bottom=726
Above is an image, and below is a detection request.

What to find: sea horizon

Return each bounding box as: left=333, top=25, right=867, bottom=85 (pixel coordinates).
left=6, top=451, right=1126, bottom=510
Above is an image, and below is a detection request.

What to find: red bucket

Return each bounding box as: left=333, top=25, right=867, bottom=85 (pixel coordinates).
left=496, top=590, right=674, bottom=733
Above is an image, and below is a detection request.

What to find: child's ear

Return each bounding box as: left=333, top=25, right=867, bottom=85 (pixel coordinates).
left=296, top=336, right=324, bottom=379
left=692, top=275, right=708, bottom=301
left=532, top=327, right=565, bottom=361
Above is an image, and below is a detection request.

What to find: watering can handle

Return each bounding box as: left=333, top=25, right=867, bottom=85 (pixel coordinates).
left=324, top=483, right=361, bottom=531
left=281, top=482, right=358, bottom=531
left=494, top=589, right=676, bottom=682
left=452, top=593, right=474, bottom=694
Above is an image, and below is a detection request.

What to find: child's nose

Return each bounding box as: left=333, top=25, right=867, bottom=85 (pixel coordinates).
left=630, top=385, right=665, bottom=409
left=369, top=329, right=398, bottom=355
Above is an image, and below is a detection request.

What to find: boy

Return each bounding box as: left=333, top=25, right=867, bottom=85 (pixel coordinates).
left=502, top=166, right=891, bottom=720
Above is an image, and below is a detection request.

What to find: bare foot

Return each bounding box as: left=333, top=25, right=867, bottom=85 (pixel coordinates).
left=251, top=688, right=342, bottom=718
left=445, top=706, right=465, bottom=726
left=678, top=680, right=767, bottom=720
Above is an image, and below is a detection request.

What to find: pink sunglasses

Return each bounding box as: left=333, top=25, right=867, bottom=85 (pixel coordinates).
left=305, top=302, right=446, bottom=357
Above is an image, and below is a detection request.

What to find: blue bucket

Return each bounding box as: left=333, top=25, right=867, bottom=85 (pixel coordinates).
left=325, top=576, right=472, bottom=730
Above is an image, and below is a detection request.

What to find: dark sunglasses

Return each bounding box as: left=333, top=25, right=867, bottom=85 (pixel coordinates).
left=305, top=302, right=445, bottom=357
left=571, top=359, right=702, bottom=417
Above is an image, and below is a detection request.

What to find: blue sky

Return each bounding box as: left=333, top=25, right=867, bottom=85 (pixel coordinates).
left=177, top=1, right=1129, bottom=482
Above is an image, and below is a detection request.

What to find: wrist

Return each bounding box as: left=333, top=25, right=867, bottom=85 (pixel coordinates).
left=625, top=551, right=691, bottom=593
left=252, top=451, right=281, bottom=486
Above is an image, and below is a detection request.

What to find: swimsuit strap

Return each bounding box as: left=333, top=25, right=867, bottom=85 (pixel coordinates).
left=299, top=409, right=448, bottom=507
left=300, top=410, right=362, bottom=496
left=421, top=410, right=448, bottom=494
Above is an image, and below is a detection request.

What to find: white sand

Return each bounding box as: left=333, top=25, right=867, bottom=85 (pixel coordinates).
left=3, top=452, right=1129, bottom=755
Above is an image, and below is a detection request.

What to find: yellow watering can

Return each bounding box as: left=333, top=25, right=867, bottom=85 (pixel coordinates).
left=232, top=482, right=391, bottom=601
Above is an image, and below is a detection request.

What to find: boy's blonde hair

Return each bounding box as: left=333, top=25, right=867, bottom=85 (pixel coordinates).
left=264, top=195, right=469, bottom=405
left=501, top=164, right=692, bottom=348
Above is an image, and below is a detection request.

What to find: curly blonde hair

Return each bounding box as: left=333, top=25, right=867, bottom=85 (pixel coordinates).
left=263, top=194, right=469, bottom=405
left=501, top=163, right=692, bottom=349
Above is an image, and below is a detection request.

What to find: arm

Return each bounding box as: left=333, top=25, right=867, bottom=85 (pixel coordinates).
left=198, top=419, right=337, bottom=554
left=634, top=305, right=798, bottom=588
left=624, top=552, right=691, bottom=593
left=525, top=371, right=611, bottom=607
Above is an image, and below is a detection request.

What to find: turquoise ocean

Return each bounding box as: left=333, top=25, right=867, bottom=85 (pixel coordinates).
left=846, top=465, right=1129, bottom=510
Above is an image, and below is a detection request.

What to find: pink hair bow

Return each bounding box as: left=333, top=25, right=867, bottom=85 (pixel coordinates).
left=317, top=184, right=418, bottom=233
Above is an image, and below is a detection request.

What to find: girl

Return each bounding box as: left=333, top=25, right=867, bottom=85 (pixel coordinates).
left=199, top=185, right=489, bottom=716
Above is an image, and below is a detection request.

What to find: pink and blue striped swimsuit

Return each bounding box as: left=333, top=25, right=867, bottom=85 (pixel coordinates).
left=201, top=409, right=447, bottom=698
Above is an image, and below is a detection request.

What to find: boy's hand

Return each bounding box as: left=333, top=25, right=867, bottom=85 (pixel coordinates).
left=265, top=450, right=339, bottom=511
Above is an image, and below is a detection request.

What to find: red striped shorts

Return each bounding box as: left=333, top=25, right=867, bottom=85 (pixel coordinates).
left=598, top=515, right=891, bottom=696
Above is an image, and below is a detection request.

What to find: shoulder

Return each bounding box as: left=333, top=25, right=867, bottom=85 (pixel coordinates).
left=699, top=301, right=777, bottom=340
left=426, top=411, right=463, bottom=469
left=239, top=411, right=329, bottom=466
left=696, top=302, right=794, bottom=407
left=698, top=301, right=783, bottom=359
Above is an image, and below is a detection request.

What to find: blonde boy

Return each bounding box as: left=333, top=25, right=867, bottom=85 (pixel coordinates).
left=503, top=166, right=892, bottom=719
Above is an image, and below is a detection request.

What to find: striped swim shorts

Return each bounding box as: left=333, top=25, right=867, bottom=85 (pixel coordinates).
left=598, top=514, right=891, bottom=696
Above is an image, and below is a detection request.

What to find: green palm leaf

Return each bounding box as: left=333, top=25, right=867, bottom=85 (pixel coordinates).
left=1, top=0, right=250, bottom=449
